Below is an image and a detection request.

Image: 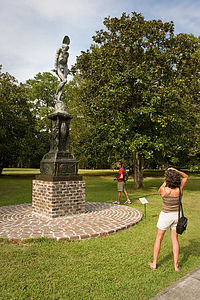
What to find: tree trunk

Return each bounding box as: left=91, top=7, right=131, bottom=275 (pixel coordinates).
left=134, top=152, right=144, bottom=189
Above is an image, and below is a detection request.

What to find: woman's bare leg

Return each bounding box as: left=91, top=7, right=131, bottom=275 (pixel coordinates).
left=171, top=229, right=180, bottom=271
left=149, top=228, right=166, bottom=269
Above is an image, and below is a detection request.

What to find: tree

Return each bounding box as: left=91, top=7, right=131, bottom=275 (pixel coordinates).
left=65, top=75, right=118, bottom=169
left=74, top=12, right=200, bottom=187
left=25, top=72, right=59, bottom=132
left=0, top=66, right=35, bottom=174
left=171, top=34, right=200, bottom=171
left=24, top=72, right=60, bottom=166
left=62, top=77, right=93, bottom=168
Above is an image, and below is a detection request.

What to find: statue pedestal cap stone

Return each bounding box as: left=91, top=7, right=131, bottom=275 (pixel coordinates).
left=32, top=101, right=85, bottom=218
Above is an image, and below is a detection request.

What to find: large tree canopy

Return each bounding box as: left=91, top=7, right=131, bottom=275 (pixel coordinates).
left=74, top=12, right=200, bottom=187
left=25, top=72, right=59, bottom=132
left=0, top=70, right=60, bottom=173
left=0, top=66, right=35, bottom=173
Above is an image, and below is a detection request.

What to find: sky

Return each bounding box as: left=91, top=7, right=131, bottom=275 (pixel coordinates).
left=1, top=0, right=199, bottom=83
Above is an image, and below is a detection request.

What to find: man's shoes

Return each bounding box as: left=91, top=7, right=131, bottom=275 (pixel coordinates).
left=113, top=201, right=120, bottom=204
left=124, top=200, right=131, bottom=204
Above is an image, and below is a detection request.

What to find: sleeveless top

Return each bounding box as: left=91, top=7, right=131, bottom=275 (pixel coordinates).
left=162, top=194, right=180, bottom=213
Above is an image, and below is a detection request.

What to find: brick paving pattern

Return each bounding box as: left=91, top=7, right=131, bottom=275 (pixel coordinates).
left=0, top=202, right=143, bottom=241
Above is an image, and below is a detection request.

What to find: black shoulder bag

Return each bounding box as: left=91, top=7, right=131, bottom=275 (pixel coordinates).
left=176, top=187, right=188, bottom=235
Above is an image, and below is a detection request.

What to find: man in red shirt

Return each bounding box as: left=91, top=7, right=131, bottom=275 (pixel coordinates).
left=113, top=162, right=131, bottom=204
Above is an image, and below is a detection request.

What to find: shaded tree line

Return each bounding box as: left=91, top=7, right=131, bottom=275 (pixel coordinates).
left=0, top=69, right=56, bottom=174
left=0, top=12, right=199, bottom=188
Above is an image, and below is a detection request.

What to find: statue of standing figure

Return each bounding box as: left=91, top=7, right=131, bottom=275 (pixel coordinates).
left=53, top=36, right=70, bottom=104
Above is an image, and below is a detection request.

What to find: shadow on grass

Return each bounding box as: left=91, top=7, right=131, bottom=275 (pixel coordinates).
left=157, top=238, right=200, bottom=268
left=180, top=239, right=200, bottom=264
left=130, top=193, right=158, bottom=201
left=0, top=174, right=36, bottom=180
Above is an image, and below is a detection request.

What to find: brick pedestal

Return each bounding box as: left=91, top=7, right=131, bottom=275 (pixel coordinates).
left=32, top=180, right=85, bottom=218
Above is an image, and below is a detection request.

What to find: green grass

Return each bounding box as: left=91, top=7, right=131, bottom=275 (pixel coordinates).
left=0, top=169, right=200, bottom=299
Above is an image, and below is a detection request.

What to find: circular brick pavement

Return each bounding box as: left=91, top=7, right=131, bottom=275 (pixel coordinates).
left=0, top=203, right=143, bottom=241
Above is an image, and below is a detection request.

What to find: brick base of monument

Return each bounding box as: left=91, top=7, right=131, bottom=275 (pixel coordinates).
left=32, top=180, right=85, bottom=218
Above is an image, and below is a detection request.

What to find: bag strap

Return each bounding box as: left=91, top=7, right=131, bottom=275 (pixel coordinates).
left=178, top=187, right=184, bottom=219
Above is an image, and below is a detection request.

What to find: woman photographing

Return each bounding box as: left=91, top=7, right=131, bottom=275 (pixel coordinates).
left=149, top=168, right=188, bottom=271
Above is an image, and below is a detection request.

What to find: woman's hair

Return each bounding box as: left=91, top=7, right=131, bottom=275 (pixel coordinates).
left=165, top=170, right=181, bottom=188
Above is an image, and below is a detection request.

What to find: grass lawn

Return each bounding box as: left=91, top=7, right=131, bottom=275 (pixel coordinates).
left=0, top=169, right=200, bottom=299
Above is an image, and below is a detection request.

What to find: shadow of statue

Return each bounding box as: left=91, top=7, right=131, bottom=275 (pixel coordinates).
left=85, top=202, right=114, bottom=213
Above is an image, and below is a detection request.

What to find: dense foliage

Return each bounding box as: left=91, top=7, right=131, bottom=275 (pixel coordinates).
left=74, top=12, right=200, bottom=186
left=0, top=66, right=35, bottom=173
left=0, top=70, right=57, bottom=172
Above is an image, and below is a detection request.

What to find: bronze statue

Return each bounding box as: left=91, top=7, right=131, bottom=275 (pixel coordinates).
left=53, top=36, right=70, bottom=103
